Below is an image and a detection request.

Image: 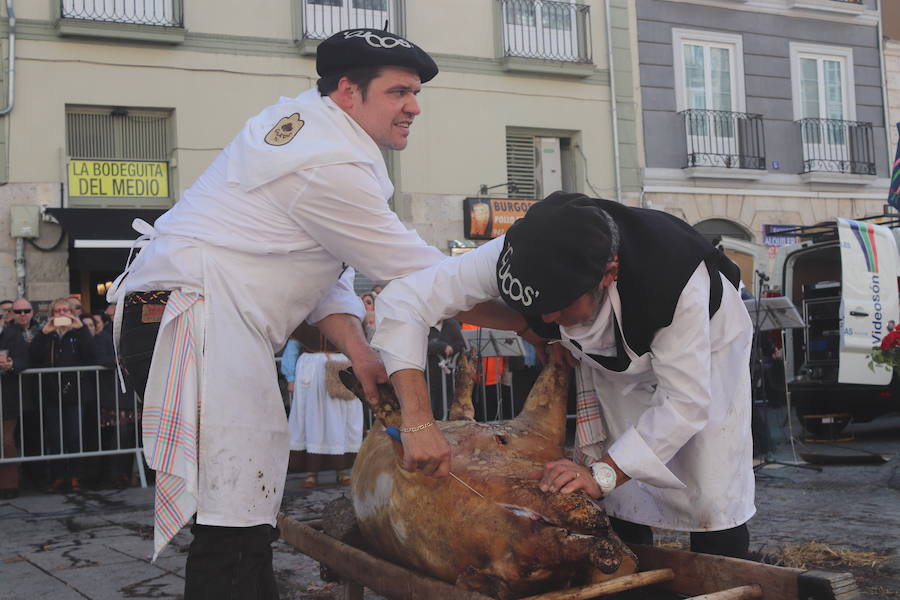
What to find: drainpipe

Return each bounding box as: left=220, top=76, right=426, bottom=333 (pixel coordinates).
left=877, top=3, right=892, bottom=179
left=4, top=0, right=18, bottom=296
left=0, top=0, right=14, bottom=117
left=15, top=237, right=24, bottom=296
left=605, top=0, right=622, bottom=203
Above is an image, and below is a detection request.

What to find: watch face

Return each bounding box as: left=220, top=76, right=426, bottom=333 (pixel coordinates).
left=592, top=463, right=617, bottom=491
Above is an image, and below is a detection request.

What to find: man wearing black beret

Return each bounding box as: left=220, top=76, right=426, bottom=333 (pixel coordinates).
left=108, top=28, right=454, bottom=599
left=373, top=191, right=756, bottom=559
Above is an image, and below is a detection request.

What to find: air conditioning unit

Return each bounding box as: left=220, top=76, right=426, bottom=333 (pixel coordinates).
left=534, top=137, right=562, bottom=199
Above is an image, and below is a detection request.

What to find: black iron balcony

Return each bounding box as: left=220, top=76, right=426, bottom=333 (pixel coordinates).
left=300, top=0, right=399, bottom=41
left=797, top=118, right=876, bottom=176
left=60, top=0, right=183, bottom=27
left=679, top=109, right=766, bottom=170
left=498, top=0, right=592, bottom=63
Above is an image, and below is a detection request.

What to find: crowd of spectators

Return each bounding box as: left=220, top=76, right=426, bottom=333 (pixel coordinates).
left=0, top=296, right=138, bottom=498
left=1, top=285, right=542, bottom=500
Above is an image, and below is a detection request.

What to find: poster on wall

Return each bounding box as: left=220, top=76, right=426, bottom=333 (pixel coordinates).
left=463, top=197, right=537, bottom=240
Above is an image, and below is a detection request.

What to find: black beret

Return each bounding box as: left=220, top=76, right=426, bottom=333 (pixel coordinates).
left=497, top=192, right=616, bottom=316
left=316, top=29, right=438, bottom=83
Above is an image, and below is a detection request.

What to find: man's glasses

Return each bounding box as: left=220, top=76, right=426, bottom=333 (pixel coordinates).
left=12, top=309, right=32, bottom=314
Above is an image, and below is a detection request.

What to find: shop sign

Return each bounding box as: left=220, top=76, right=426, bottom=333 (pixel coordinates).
left=67, top=159, right=169, bottom=199
left=762, top=224, right=799, bottom=247
left=464, top=197, right=537, bottom=240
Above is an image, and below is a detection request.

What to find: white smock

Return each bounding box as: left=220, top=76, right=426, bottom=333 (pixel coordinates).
left=288, top=352, right=363, bottom=454
left=108, top=87, right=445, bottom=558
left=372, top=236, right=756, bottom=532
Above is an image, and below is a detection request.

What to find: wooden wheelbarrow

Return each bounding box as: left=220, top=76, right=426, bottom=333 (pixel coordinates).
left=278, top=514, right=859, bottom=600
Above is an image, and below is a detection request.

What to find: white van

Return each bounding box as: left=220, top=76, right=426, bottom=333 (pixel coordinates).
left=769, top=216, right=899, bottom=435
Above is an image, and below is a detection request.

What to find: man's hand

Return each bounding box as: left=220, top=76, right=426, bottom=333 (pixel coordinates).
left=391, top=369, right=451, bottom=478
left=313, top=313, right=389, bottom=407
left=546, top=341, right=578, bottom=368
left=349, top=346, right=390, bottom=408
left=519, top=329, right=577, bottom=368
left=400, top=423, right=451, bottom=477
left=531, top=458, right=601, bottom=498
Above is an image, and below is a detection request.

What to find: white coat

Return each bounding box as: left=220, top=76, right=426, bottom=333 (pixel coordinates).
left=109, top=87, right=444, bottom=556
left=372, top=236, right=756, bottom=532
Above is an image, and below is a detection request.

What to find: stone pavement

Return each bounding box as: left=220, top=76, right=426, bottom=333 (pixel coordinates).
left=1, top=413, right=898, bottom=600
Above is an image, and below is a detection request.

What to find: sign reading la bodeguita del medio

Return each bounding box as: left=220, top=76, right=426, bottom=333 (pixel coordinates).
left=67, top=160, right=169, bottom=199
left=463, top=197, right=537, bottom=240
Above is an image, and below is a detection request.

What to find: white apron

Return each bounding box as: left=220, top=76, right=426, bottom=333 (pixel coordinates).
left=288, top=352, right=363, bottom=454
left=110, top=226, right=347, bottom=558
left=567, top=281, right=756, bottom=532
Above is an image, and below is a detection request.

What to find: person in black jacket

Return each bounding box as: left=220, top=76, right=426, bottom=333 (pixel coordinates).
left=29, top=297, right=95, bottom=493
left=93, top=315, right=139, bottom=488
left=0, top=320, right=30, bottom=499
left=426, top=318, right=466, bottom=419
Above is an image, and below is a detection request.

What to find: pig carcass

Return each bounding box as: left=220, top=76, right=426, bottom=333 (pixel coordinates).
left=340, top=354, right=638, bottom=599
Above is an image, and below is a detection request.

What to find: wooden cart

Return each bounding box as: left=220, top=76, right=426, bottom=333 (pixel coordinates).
left=278, top=514, right=860, bottom=600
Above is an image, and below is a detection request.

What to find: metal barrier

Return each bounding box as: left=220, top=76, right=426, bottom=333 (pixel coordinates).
left=0, top=365, right=147, bottom=488
left=1, top=359, right=567, bottom=490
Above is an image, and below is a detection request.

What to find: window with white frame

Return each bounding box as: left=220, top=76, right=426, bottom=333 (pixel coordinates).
left=790, top=43, right=856, bottom=168
left=302, top=0, right=393, bottom=40
left=672, top=29, right=746, bottom=167
left=499, top=0, right=591, bottom=63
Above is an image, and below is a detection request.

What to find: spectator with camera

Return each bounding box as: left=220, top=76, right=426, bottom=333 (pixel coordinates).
left=29, top=297, right=96, bottom=493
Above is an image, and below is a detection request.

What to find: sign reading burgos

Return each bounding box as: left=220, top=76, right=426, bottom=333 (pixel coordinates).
left=463, top=197, right=537, bottom=240
left=67, top=160, right=169, bottom=199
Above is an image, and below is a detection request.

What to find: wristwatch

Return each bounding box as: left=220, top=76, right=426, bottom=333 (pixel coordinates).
left=591, top=462, right=617, bottom=496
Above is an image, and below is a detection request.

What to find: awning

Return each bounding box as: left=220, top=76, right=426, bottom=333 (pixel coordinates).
left=46, top=207, right=168, bottom=272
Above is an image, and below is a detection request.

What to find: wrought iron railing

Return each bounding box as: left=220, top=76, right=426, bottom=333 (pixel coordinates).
left=679, top=109, right=766, bottom=170
left=498, top=0, right=592, bottom=63
left=797, top=118, right=876, bottom=175
left=60, top=0, right=183, bottom=27
left=300, top=0, right=398, bottom=41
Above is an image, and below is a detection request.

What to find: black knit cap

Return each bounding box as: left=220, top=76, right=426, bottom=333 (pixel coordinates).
left=316, top=29, right=438, bottom=83
left=497, top=192, right=616, bottom=316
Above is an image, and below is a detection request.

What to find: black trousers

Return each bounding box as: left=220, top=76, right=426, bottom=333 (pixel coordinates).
left=610, top=516, right=750, bottom=559
left=119, top=292, right=280, bottom=599
left=184, top=524, right=280, bottom=600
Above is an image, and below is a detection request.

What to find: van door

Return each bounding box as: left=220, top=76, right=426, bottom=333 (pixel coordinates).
left=837, top=219, right=899, bottom=385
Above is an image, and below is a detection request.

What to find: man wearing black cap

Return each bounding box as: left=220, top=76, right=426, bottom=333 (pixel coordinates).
left=372, top=191, right=756, bottom=559
left=107, top=28, right=452, bottom=598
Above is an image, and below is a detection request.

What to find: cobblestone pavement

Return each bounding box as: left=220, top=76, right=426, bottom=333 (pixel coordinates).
left=1, top=412, right=898, bottom=599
